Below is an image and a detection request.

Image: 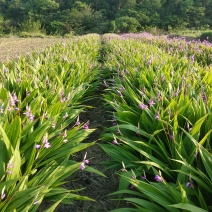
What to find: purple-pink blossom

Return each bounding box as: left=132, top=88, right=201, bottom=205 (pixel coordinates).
left=83, top=123, right=89, bottom=130
left=149, top=99, right=155, bottom=107
left=112, top=139, right=119, bottom=145
left=43, top=135, right=51, bottom=148
left=44, top=142, right=51, bottom=148
left=23, top=106, right=34, bottom=121
left=34, top=144, right=41, bottom=149
left=6, top=162, right=14, bottom=174
left=155, top=112, right=160, bottom=120
left=80, top=163, right=85, bottom=170
left=186, top=182, right=193, bottom=188
left=80, top=152, right=89, bottom=170
left=130, top=185, right=134, bottom=189
left=155, top=175, right=163, bottom=182
left=139, top=103, right=148, bottom=110
left=141, top=175, right=146, bottom=180
left=34, top=201, right=40, bottom=205
left=76, top=116, right=80, bottom=126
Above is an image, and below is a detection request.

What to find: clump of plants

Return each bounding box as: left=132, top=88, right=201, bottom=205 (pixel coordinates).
left=200, top=31, right=212, bottom=42
left=101, top=34, right=212, bottom=211
left=0, top=34, right=103, bottom=211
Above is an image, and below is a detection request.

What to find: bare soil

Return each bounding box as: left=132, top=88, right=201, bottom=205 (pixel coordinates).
left=38, top=95, right=129, bottom=212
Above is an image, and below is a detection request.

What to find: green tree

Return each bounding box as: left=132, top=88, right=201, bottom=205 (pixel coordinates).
left=115, top=16, right=140, bottom=33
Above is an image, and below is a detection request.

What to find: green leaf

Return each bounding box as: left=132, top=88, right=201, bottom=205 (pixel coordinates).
left=169, top=203, right=208, bottom=212
left=5, top=116, right=21, bottom=149
left=190, top=115, right=208, bottom=137
left=0, top=124, right=14, bottom=156
left=84, top=166, right=106, bottom=177
left=124, top=197, right=164, bottom=211
left=44, top=193, right=69, bottom=212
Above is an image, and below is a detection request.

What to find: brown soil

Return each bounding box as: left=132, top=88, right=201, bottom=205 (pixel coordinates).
left=38, top=95, right=130, bottom=212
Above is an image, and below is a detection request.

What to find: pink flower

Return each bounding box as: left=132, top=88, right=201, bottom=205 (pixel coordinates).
left=43, top=135, right=51, bottom=148
left=7, top=163, right=14, bottom=169
left=34, top=201, right=40, bottom=205
left=139, top=103, right=148, bottom=110
left=130, top=185, right=134, bottom=189
left=23, top=106, right=34, bottom=121
left=149, top=99, right=155, bottom=107
left=34, top=144, right=41, bottom=149
left=80, top=152, right=89, bottom=170
left=29, top=115, right=34, bottom=121
left=76, top=116, right=80, bottom=126
left=76, top=121, right=81, bottom=126
left=80, top=163, right=86, bottom=170
left=6, top=162, right=14, bottom=174
left=83, top=123, right=89, bottom=130
left=186, top=182, right=193, bottom=188
left=44, top=142, right=51, bottom=148
left=155, top=112, right=160, bottom=120
left=141, top=175, right=146, bottom=180
left=112, top=139, right=118, bottom=145
left=155, top=175, right=163, bottom=182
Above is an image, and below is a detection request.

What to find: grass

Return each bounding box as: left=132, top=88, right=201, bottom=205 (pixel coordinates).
left=0, top=37, right=70, bottom=63
left=168, top=29, right=212, bottom=38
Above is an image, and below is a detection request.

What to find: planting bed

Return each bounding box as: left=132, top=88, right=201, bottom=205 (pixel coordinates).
left=0, top=33, right=211, bottom=212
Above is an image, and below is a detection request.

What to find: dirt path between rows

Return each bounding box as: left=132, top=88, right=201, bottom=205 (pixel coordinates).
left=38, top=36, right=130, bottom=212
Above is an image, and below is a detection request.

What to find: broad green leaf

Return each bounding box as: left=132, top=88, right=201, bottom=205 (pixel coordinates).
left=5, top=116, right=21, bottom=149
left=190, top=115, right=208, bottom=137
left=169, top=203, right=208, bottom=212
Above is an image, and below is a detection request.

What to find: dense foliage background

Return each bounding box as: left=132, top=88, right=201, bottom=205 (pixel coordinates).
left=0, top=0, right=212, bottom=35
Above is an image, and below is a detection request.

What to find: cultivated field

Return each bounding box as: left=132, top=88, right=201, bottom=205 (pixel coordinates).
left=0, top=37, right=69, bottom=62
left=0, top=34, right=211, bottom=212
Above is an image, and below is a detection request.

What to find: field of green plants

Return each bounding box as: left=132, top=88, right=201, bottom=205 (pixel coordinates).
left=0, top=33, right=211, bottom=212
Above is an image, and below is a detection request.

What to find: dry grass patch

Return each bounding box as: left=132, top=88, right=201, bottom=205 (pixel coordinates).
left=0, top=37, right=69, bottom=62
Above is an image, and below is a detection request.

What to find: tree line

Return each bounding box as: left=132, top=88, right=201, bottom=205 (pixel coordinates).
left=0, top=0, right=211, bottom=35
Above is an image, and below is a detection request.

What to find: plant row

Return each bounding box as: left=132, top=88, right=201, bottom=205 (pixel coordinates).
left=116, top=33, right=212, bottom=67
left=100, top=34, right=212, bottom=212
left=0, top=34, right=103, bottom=211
